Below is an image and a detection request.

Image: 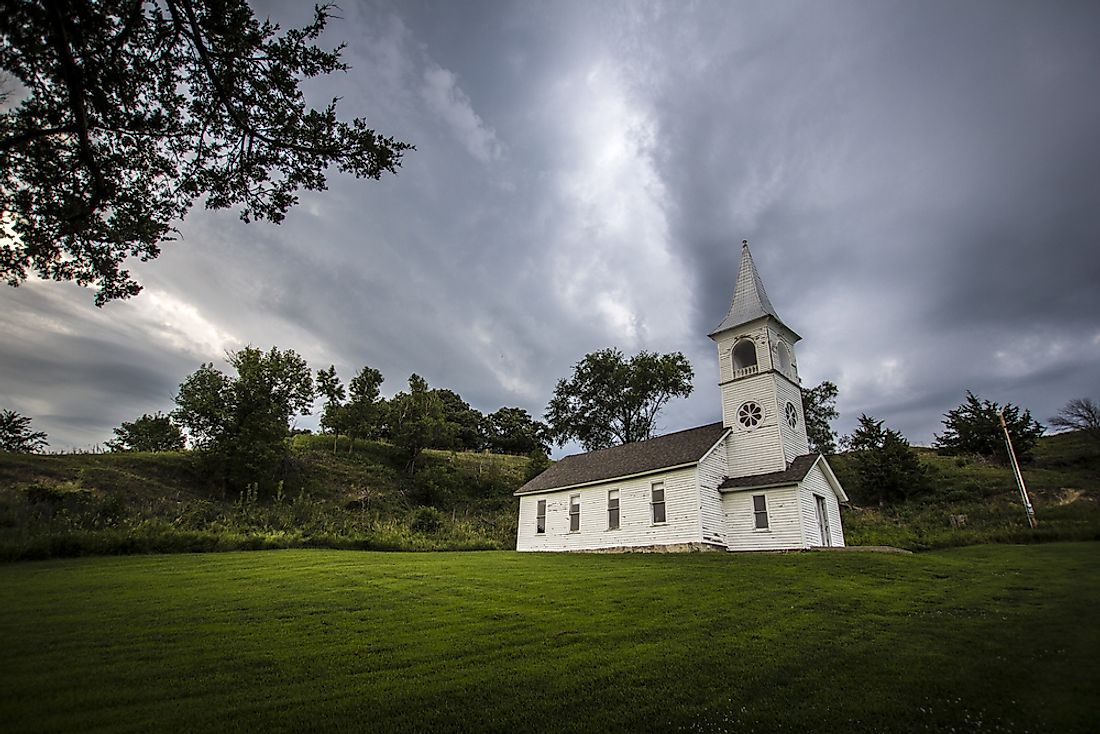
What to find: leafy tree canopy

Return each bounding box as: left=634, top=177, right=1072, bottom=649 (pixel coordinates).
left=1, top=0, right=411, bottom=304
left=106, top=411, right=184, bottom=452
left=546, top=348, right=694, bottom=451
left=433, top=388, right=486, bottom=452
left=845, top=414, right=927, bottom=504
left=0, top=408, right=48, bottom=453
left=1050, top=397, right=1100, bottom=443
left=485, top=406, right=549, bottom=456
left=344, top=365, right=385, bottom=443
left=801, top=380, right=839, bottom=455
left=173, top=345, right=314, bottom=491
left=934, top=391, right=1044, bottom=464
left=315, top=364, right=346, bottom=452
left=388, top=374, right=453, bottom=474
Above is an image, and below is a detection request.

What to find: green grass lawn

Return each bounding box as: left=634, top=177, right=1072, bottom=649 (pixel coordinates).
left=2, top=544, right=1098, bottom=733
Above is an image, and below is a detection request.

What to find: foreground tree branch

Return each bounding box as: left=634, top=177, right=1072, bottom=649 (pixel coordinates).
left=1, top=0, right=412, bottom=304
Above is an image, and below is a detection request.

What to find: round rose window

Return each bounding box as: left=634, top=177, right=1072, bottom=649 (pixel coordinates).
left=785, top=402, right=798, bottom=429
left=738, top=401, right=763, bottom=428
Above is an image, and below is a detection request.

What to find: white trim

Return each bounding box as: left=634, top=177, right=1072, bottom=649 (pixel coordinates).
left=717, top=455, right=848, bottom=502
left=719, top=480, right=798, bottom=494
left=814, top=455, right=849, bottom=502
left=797, top=483, right=808, bottom=548
left=698, top=429, right=732, bottom=463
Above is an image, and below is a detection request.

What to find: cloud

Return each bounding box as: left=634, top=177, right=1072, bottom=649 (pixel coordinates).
left=140, top=288, right=241, bottom=359
left=421, top=64, right=503, bottom=163
left=3, top=0, right=1099, bottom=458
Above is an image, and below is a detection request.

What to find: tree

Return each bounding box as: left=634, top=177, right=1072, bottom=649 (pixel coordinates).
left=433, top=388, right=486, bottom=451
left=546, top=348, right=694, bottom=451
left=315, top=364, right=346, bottom=453
left=1050, top=397, right=1100, bottom=443
left=342, top=365, right=385, bottom=452
left=1, top=1, right=411, bottom=304
left=173, top=346, right=314, bottom=491
left=106, top=411, right=184, bottom=452
left=801, top=380, right=839, bottom=454
left=485, top=407, right=549, bottom=456
left=0, top=409, right=48, bottom=453
left=845, top=414, right=927, bottom=504
left=387, top=374, right=453, bottom=474
left=934, top=391, right=1044, bottom=464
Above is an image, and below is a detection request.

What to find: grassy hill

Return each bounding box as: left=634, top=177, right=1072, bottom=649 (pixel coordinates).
left=0, top=435, right=533, bottom=561
left=1, top=544, right=1097, bottom=732
left=0, top=430, right=1098, bottom=560
left=832, top=430, right=1100, bottom=550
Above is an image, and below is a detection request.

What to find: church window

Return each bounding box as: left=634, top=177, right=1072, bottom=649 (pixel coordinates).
left=651, top=482, right=666, bottom=524
left=569, top=495, right=580, bottom=532
left=777, top=342, right=793, bottom=374
left=732, top=339, right=758, bottom=371
left=608, top=490, right=620, bottom=530
left=785, top=402, right=798, bottom=429
left=536, top=500, right=546, bottom=534
left=753, top=495, right=769, bottom=529
left=738, top=401, right=763, bottom=429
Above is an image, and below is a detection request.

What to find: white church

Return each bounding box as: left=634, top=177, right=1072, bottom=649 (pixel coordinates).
left=515, top=241, right=847, bottom=552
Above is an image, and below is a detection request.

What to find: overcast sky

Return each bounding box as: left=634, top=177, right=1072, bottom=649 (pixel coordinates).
left=3, top=0, right=1099, bottom=454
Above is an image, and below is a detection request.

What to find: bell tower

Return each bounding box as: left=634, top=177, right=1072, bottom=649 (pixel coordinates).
left=709, top=240, right=810, bottom=476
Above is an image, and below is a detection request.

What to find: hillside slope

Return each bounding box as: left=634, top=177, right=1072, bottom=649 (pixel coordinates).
left=0, top=435, right=532, bottom=560
left=832, top=430, right=1100, bottom=549
left=1, top=431, right=1098, bottom=559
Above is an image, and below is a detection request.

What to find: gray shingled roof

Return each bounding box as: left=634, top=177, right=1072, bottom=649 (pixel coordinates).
left=718, top=453, right=819, bottom=491
left=516, top=422, right=729, bottom=495
left=709, top=241, right=791, bottom=337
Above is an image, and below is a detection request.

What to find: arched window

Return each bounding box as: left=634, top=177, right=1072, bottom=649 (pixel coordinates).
left=777, top=343, right=792, bottom=374
left=732, top=339, right=758, bottom=371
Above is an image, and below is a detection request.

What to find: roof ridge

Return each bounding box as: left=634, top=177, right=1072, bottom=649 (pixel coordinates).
left=555, top=420, right=725, bottom=461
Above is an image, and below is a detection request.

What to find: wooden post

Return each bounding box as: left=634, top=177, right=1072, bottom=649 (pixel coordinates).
left=999, top=410, right=1037, bottom=529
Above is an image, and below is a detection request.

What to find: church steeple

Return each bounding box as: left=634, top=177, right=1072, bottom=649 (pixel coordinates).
left=709, top=240, right=798, bottom=339
left=707, top=238, right=809, bottom=471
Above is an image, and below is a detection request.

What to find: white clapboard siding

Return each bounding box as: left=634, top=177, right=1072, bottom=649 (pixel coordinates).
left=798, top=465, right=846, bottom=547
left=723, top=373, right=788, bottom=476
left=721, top=485, right=804, bottom=551
left=774, top=376, right=810, bottom=464
left=696, top=440, right=728, bottom=547
left=515, top=466, right=701, bottom=551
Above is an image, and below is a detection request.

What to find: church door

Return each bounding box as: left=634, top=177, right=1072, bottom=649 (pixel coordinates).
left=815, top=495, right=831, bottom=546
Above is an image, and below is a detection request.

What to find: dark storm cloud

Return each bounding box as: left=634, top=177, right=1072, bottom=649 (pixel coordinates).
left=0, top=284, right=203, bottom=448
left=618, top=0, right=1100, bottom=442
left=2, top=0, right=1098, bottom=451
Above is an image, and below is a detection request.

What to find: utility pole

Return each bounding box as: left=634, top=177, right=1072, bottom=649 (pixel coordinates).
left=1000, top=410, right=1037, bottom=529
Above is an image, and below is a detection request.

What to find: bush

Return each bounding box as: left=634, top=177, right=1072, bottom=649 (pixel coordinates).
left=410, top=506, right=446, bottom=534
left=845, top=415, right=928, bottom=504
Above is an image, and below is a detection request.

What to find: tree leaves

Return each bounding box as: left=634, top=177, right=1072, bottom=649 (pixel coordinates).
left=546, top=348, right=694, bottom=451
left=106, top=412, right=185, bottom=452
left=934, top=391, right=1044, bottom=464
left=172, top=345, right=314, bottom=491
left=1, top=1, right=412, bottom=303
left=0, top=409, right=48, bottom=453
left=846, top=414, right=927, bottom=504
left=801, top=380, right=839, bottom=455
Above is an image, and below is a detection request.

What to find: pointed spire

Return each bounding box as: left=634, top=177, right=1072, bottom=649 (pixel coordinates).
left=709, top=240, right=789, bottom=336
